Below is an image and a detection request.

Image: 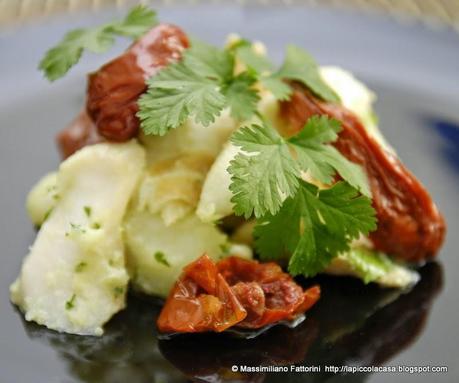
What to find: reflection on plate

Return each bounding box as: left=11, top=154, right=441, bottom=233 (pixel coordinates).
left=18, top=262, right=442, bottom=383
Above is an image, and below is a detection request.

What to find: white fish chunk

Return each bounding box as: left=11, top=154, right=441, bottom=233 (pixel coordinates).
left=10, top=141, right=145, bottom=335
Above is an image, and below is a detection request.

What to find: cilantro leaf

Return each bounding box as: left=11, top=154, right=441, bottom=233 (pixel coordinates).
left=289, top=115, right=371, bottom=196
left=261, top=76, right=292, bottom=101
left=233, top=41, right=273, bottom=73
left=229, top=116, right=370, bottom=218
left=275, top=45, right=340, bottom=103
left=137, top=60, right=226, bottom=136
left=229, top=124, right=300, bottom=218
left=317, top=146, right=371, bottom=197
left=229, top=39, right=291, bottom=100
left=222, top=72, right=260, bottom=120
left=139, top=39, right=265, bottom=135
left=65, top=294, right=77, bottom=310
left=154, top=251, right=171, bottom=267
left=39, top=5, right=157, bottom=81
left=255, top=181, right=377, bottom=276
left=289, top=114, right=340, bottom=145
left=186, top=39, right=234, bottom=81
left=39, top=28, right=112, bottom=81
left=108, top=6, right=158, bottom=38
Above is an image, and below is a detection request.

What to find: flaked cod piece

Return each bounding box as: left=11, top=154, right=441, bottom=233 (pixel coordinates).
left=124, top=210, right=252, bottom=298
left=26, top=171, right=58, bottom=227
left=11, top=141, right=145, bottom=335
left=136, top=109, right=239, bottom=226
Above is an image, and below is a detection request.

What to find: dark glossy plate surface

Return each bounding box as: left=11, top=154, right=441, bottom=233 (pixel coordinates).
left=1, top=4, right=458, bottom=383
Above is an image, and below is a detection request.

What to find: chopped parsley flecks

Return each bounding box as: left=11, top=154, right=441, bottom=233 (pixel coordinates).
left=113, top=286, right=125, bottom=297
left=154, top=251, right=170, bottom=267
left=91, top=222, right=101, bottom=230
left=83, top=206, right=92, bottom=218
left=75, top=262, right=87, bottom=273
left=65, top=294, right=76, bottom=310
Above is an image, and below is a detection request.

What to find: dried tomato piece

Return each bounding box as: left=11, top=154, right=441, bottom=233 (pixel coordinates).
left=157, top=255, right=247, bottom=333
left=219, top=257, right=320, bottom=329
left=218, top=255, right=284, bottom=285
left=56, top=110, right=105, bottom=159
left=280, top=84, right=445, bottom=262
left=157, top=255, right=320, bottom=334
left=231, top=281, right=265, bottom=323
left=86, top=24, right=189, bottom=141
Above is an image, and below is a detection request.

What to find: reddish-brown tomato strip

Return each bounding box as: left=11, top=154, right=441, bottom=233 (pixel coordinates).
left=218, top=257, right=320, bottom=329
left=157, top=255, right=320, bottom=333
left=56, top=110, right=104, bottom=159
left=157, top=255, right=247, bottom=333
left=86, top=23, right=189, bottom=141
left=56, top=23, right=189, bottom=157
left=279, top=84, right=446, bottom=262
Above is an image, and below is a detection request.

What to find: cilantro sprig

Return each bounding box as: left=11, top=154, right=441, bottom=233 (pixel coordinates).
left=39, top=5, right=340, bottom=132
left=255, top=181, right=376, bottom=276
left=138, top=36, right=340, bottom=136
left=230, top=39, right=273, bottom=73
left=232, top=41, right=339, bottom=102
left=229, top=116, right=376, bottom=276
left=229, top=116, right=370, bottom=219
left=137, top=40, right=260, bottom=136
left=229, top=121, right=300, bottom=219
left=264, top=45, right=340, bottom=102
left=39, top=5, right=158, bottom=81
left=137, top=58, right=227, bottom=136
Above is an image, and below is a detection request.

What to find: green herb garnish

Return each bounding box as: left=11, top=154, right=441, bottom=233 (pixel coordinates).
left=43, top=208, right=53, bottom=222
left=137, top=39, right=259, bottom=136
left=39, top=7, right=339, bottom=130
left=70, top=223, right=86, bottom=234
left=39, top=5, right=158, bottom=81
left=232, top=39, right=338, bottom=103
left=264, top=45, right=340, bottom=103
left=229, top=116, right=370, bottom=219
left=113, top=286, right=125, bottom=297
left=154, top=251, right=170, bottom=267
left=234, top=42, right=273, bottom=73
left=83, top=206, right=92, bottom=218
left=91, top=222, right=101, bottom=230
left=75, top=262, right=87, bottom=273
left=255, top=181, right=376, bottom=276
left=229, top=116, right=376, bottom=277
left=219, top=242, right=231, bottom=254
left=221, top=71, right=260, bottom=121
left=138, top=38, right=339, bottom=136
left=65, top=294, right=76, bottom=310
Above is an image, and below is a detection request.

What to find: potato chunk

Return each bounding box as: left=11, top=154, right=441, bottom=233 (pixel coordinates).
left=11, top=141, right=145, bottom=335
left=26, top=172, right=59, bottom=227
left=124, top=210, right=252, bottom=298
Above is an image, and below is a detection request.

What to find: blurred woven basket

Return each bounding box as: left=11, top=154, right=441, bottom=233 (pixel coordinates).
left=1, top=0, right=459, bottom=31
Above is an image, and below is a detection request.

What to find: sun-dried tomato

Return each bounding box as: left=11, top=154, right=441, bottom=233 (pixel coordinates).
left=56, top=110, right=104, bottom=159
left=55, top=24, right=189, bottom=157
left=280, top=84, right=445, bottom=262
left=157, top=255, right=247, bottom=333
left=157, top=255, right=320, bottom=333
left=219, top=257, right=320, bottom=329
left=86, top=24, right=189, bottom=141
